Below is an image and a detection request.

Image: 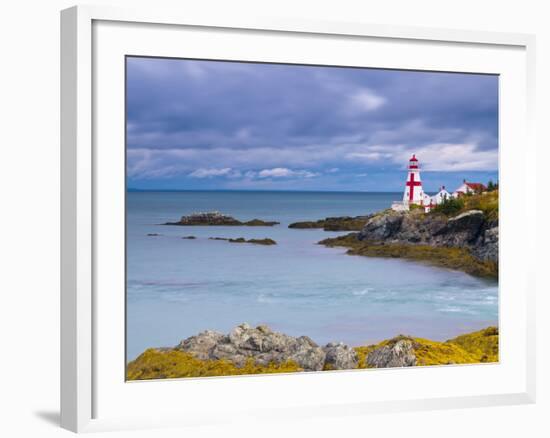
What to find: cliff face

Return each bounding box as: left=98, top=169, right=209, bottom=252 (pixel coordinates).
left=358, top=209, right=498, bottom=265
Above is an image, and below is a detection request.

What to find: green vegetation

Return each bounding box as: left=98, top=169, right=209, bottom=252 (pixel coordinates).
left=127, top=349, right=301, bottom=380
left=319, top=234, right=497, bottom=278
left=432, top=197, right=465, bottom=216
left=354, top=327, right=499, bottom=368
left=432, top=190, right=498, bottom=222
left=461, top=190, right=499, bottom=221
left=487, top=180, right=499, bottom=192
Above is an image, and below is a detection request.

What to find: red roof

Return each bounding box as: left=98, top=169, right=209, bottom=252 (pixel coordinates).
left=409, top=154, right=418, bottom=162
left=465, top=182, right=486, bottom=191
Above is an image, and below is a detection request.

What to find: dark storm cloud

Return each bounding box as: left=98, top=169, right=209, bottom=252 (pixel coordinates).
left=126, top=57, right=498, bottom=190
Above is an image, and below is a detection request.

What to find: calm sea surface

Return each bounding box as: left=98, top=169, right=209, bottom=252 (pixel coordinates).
left=126, top=191, right=498, bottom=360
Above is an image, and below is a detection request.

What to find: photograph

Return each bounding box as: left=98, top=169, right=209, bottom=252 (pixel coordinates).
left=125, top=56, right=499, bottom=380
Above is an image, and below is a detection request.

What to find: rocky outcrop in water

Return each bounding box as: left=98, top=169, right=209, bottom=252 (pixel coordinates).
left=289, top=216, right=369, bottom=231
left=209, top=237, right=277, bottom=245
left=164, top=211, right=279, bottom=226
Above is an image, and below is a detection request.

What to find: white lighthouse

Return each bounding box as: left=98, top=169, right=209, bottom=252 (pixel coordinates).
left=391, top=154, right=486, bottom=213
left=402, top=154, right=425, bottom=205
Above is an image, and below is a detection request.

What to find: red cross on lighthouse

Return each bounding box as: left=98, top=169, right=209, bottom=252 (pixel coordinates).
left=406, top=172, right=422, bottom=201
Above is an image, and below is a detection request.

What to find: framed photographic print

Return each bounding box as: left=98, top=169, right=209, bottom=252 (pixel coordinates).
left=61, top=5, right=536, bottom=433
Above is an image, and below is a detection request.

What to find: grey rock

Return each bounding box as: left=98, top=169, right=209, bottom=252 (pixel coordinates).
left=366, top=339, right=417, bottom=368
left=359, top=212, right=404, bottom=240
left=472, top=226, right=498, bottom=263
left=323, top=342, right=359, bottom=370
left=177, top=323, right=326, bottom=371
left=356, top=208, right=497, bottom=266
left=435, top=210, right=485, bottom=246
left=175, top=329, right=226, bottom=361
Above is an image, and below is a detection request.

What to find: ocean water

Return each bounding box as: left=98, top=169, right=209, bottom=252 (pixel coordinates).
left=126, top=191, right=498, bottom=361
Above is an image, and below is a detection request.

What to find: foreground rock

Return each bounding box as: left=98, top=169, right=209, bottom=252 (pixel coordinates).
left=323, top=342, right=359, bottom=369
left=164, top=211, right=279, bottom=226
left=127, top=326, right=499, bottom=380
left=209, top=237, right=277, bottom=245
left=366, top=339, right=417, bottom=368
left=289, top=216, right=369, bottom=231
left=177, top=323, right=327, bottom=371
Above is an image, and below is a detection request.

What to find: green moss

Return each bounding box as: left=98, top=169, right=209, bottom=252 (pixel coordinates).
left=126, top=349, right=302, bottom=380
left=319, top=234, right=497, bottom=278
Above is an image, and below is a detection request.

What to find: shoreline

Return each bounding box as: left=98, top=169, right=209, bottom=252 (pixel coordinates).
left=127, top=324, right=499, bottom=380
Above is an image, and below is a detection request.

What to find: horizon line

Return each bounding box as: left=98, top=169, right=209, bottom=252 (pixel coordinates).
left=127, top=188, right=409, bottom=193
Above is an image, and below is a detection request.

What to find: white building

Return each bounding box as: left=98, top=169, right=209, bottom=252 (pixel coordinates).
left=391, top=156, right=485, bottom=213
left=432, top=186, right=451, bottom=204
left=453, top=180, right=487, bottom=197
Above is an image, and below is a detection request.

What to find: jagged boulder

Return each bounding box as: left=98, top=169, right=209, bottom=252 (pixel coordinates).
left=366, top=338, right=417, bottom=368
left=472, top=226, right=498, bottom=263
left=359, top=212, right=404, bottom=240
left=176, top=323, right=326, bottom=371
left=323, top=342, right=358, bottom=370
left=434, top=210, right=485, bottom=246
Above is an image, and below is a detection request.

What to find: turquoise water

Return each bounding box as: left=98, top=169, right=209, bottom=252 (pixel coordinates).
left=126, top=191, right=498, bottom=361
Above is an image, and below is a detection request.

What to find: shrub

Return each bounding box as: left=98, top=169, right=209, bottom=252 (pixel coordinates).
left=432, top=196, right=465, bottom=216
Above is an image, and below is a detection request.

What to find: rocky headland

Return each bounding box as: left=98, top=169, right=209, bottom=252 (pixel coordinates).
left=127, top=323, right=499, bottom=380
left=319, top=192, right=498, bottom=278
left=164, top=211, right=279, bottom=226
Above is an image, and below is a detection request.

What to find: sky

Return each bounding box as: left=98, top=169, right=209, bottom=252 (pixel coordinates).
left=126, top=57, right=499, bottom=192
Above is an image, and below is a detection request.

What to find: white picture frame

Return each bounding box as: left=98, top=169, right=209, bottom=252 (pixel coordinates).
left=60, top=4, right=537, bottom=433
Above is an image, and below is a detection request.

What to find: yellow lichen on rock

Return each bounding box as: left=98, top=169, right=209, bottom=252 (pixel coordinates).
left=127, top=349, right=302, bottom=380
left=447, top=326, right=499, bottom=363
left=353, top=327, right=499, bottom=368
